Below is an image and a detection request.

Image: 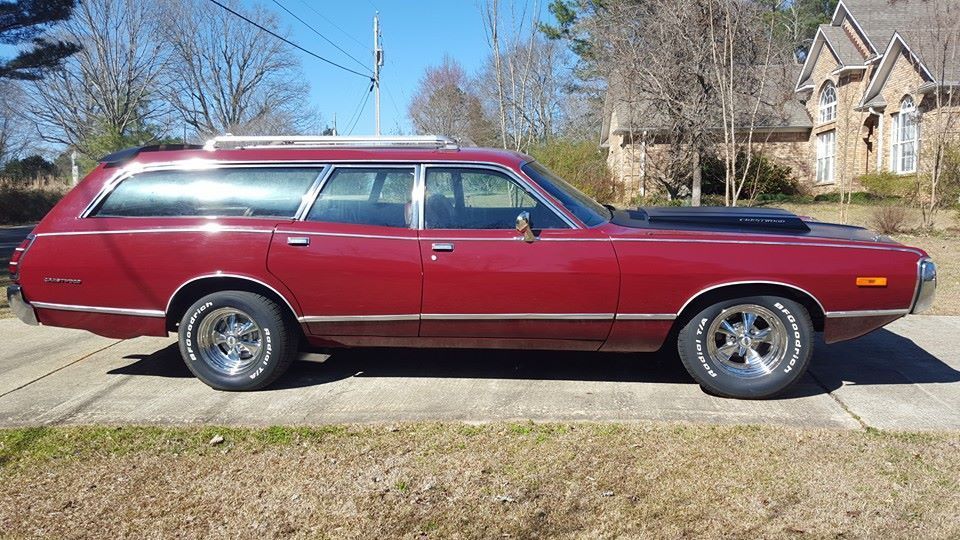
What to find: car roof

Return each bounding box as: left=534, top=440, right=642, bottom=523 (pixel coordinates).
left=113, top=146, right=534, bottom=169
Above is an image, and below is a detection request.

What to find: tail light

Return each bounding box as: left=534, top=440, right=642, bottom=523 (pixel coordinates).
left=8, top=235, right=34, bottom=280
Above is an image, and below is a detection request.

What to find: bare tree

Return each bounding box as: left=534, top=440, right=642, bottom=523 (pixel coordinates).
left=708, top=0, right=791, bottom=206
left=480, top=0, right=563, bottom=151
left=408, top=56, right=494, bottom=144
left=913, top=0, right=960, bottom=229
left=158, top=0, right=316, bottom=139
left=26, top=0, right=168, bottom=157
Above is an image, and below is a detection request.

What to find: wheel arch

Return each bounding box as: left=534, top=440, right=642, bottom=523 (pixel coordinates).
left=674, top=281, right=826, bottom=332
left=165, top=274, right=301, bottom=332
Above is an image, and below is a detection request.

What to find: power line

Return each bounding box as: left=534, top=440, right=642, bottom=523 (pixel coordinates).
left=270, top=0, right=372, bottom=75
left=296, top=0, right=368, bottom=51
left=347, top=82, right=374, bottom=135
left=205, top=0, right=373, bottom=81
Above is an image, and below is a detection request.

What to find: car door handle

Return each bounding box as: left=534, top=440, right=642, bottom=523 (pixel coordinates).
left=431, top=242, right=454, bottom=252
left=287, top=236, right=310, bottom=246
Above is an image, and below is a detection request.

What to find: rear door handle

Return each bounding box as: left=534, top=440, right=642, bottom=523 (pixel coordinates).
left=287, top=236, right=310, bottom=246
left=431, top=242, right=454, bottom=252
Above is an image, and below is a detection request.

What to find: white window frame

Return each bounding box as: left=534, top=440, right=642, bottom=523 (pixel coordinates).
left=816, top=130, right=836, bottom=184
left=819, top=83, right=837, bottom=123
left=890, top=96, right=918, bottom=174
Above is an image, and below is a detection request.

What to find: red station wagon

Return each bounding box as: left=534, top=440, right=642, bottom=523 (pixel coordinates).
left=7, top=136, right=937, bottom=398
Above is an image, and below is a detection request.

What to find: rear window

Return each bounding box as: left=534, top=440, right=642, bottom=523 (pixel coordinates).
left=92, top=167, right=324, bottom=218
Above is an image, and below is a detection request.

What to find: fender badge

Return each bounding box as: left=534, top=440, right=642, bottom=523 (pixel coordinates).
left=44, top=277, right=82, bottom=285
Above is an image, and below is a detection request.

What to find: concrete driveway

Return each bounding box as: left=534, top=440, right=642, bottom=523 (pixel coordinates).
left=0, top=316, right=958, bottom=430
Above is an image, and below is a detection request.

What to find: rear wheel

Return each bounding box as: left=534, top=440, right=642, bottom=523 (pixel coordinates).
left=677, top=296, right=813, bottom=399
left=178, top=291, right=298, bottom=391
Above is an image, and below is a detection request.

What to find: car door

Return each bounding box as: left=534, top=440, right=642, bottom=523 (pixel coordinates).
left=268, top=164, right=422, bottom=337
left=417, top=164, right=620, bottom=345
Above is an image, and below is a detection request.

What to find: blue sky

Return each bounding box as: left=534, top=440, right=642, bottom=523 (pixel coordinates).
left=248, top=0, right=554, bottom=135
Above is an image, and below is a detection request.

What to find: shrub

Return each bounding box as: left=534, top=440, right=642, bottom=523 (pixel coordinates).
left=871, top=206, right=909, bottom=234
left=701, top=152, right=803, bottom=200
left=527, top=140, right=620, bottom=203
left=0, top=178, right=70, bottom=225
left=857, top=170, right=913, bottom=199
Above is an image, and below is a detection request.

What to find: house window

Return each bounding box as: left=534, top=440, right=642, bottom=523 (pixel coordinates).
left=816, top=130, right=836, bottom=184
left=890, top=96, right=918, bottom=174
left=819, top=83, right=837, bottom=123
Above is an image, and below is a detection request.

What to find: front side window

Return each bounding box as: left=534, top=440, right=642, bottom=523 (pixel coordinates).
left=306, top=167, right=415, bottom=227
left=424, top=167, right=568, bottom=230
left=521, top=161, right=609, bottom=227
left=816, top=130, right=836, bottom=184
left=819, top=83, right=837, bottom=123
left=891, top=96, right=918, bottom=174
left=93, top=167, right=323, bottom=218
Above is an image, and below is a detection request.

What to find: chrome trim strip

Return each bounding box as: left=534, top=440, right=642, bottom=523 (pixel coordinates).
left=676, top=280, right=828, bottom=317
left=298, top=314, right=420, bottom=323
left=824, top=309, right=910, bottom=318
left=420, top=162, right=578, bottom=230
left=31, top=301, right=165, bottom=318
left=292, top=165, right=332, bottom=220
left=612, top=237, right=925, bottom=256
left=615, top=313, right=677, bottom=320
left=274, top=230, right=417, bottom=241
left=34, top=226, right=274, bottom=238
left=420, top=313, right=614, bottom=320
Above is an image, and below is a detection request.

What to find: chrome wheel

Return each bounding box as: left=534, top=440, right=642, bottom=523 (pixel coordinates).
left=706, top=304, right=788, bottom=379
left=196, top=307, right=263, bottom=375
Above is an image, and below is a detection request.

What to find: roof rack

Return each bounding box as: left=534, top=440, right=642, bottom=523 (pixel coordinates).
left=99, top=144, right=204, bottom=166
left=202, top=135, right=460, bottom=151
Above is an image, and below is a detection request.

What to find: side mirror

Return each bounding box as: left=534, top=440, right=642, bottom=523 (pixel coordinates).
left=516, top=211, right=536, bottom=243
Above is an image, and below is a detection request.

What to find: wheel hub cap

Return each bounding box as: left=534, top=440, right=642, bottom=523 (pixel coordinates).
left=195, top=307, right=263, bottom=376
left=706, top=304, right=789, bottom=379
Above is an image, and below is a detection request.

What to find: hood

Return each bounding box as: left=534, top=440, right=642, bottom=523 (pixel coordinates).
left=610, top=206, right=894, bottom=243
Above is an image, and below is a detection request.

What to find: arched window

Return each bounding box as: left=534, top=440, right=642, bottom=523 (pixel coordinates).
left=819, top=83, right=837, bottom=123
left=891, top=96, right=918, bottom=174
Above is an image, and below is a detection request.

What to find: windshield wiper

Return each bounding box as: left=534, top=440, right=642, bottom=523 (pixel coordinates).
left=602, top=203, right=616, bottom=219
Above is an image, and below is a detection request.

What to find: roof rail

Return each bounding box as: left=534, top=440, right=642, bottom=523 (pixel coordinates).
left=202, top=135, right=460, bottom=151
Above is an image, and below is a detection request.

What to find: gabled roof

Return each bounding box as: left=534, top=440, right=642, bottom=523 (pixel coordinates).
left=794, top=23, right=868, bottom=92
left=858, top=32, right=935, bottom=108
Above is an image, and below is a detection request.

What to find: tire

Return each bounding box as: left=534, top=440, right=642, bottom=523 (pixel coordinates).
left=178, top=291, right=298, bottom=391
left=676, top=295, right=813, bottom=399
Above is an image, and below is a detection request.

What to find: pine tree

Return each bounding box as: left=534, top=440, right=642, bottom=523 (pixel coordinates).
left=0, top=0, right=79, bottom=80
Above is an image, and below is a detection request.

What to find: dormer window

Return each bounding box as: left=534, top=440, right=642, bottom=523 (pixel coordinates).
left=819, top=83, right=837, bottom=123
left=891, top=96, right=918, bottom=174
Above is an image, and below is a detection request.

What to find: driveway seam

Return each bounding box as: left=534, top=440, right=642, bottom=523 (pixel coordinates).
left=0, top=341, right=122, bottom=400
left=806, top=368, right=871, bottom=431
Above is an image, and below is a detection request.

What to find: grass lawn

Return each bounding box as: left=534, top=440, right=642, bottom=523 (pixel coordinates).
left=0, top=423, right=957, bottom=538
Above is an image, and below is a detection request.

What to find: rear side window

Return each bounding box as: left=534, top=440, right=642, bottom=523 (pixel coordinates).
left=306, top=167, right=415, bottom=228
left=93, top=167, right=324, bottom=218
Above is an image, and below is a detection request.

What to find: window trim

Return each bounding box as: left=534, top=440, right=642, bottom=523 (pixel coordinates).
left=815, top=129, right=836, bottom=184
left=418, top=163, right=576, bottom=230
left=299, top=163, right=419, bottom=229
left=819, top=82, right=837, bottom=124
left=82, top=160, right=581, bottom=229
left=890, top=96, right=918, bottom=174
left=84, top=164, right=329, bottom=220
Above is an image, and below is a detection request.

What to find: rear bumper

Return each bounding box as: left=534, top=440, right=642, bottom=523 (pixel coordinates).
left=911, top=258, right=937, bottom=314
left=7, top=285, right=38, bottom=326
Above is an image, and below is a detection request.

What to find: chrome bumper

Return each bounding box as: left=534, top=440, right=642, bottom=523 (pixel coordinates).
left=7, top=285, right=38, bottom=326
left=911, top=258, right=937, bottom=314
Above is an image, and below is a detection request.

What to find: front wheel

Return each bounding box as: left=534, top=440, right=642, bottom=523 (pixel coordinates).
left=677, top=296, right=813, bottom=399
left=178, top=291, right=298, bottom=391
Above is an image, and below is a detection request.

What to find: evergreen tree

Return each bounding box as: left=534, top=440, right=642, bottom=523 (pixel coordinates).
left=0, top=0, right=79, bottom=80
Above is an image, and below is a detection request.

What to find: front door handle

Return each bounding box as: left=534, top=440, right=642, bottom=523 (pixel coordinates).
left=287, top=236, right=310, bottom=246
left=431, top=242, right=454, bottom=252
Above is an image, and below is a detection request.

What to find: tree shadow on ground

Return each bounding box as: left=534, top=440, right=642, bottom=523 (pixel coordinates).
left=108, top=327, right=960, bottom=400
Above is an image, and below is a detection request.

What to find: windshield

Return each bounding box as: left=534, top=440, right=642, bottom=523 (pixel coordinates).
left=521, top=161, right=610, bottom=227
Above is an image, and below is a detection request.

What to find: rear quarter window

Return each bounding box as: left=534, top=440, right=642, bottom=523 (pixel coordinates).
left=92, top=167, right=324, bottom=218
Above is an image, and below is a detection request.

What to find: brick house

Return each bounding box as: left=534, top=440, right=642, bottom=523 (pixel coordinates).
left=603, top=0, right=959, bottom=198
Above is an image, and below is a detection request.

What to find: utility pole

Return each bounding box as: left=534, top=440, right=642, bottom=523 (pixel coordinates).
left=373, top=12, right=383, bottom=136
